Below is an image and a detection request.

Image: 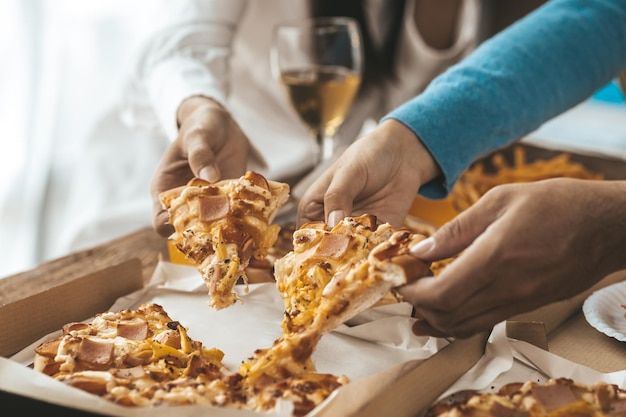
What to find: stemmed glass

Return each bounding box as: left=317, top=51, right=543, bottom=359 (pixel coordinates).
left=271, top=17, right=363, bottom=166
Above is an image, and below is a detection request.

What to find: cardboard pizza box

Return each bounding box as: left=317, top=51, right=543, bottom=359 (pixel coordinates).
left=1, top=141, right=625, bottom=416
left=0, top=257, right=488, bottom=417
left=1, top=258, right=622, bottom=417
left=0, top=259, right=144, bottom=358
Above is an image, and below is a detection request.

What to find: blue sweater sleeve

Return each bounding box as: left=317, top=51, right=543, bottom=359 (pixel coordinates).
left=384, top=0, right=626, bottom=199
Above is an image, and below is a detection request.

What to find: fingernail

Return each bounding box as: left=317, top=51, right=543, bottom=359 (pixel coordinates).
left=328, top=210, right=345, bottom=227
left=199, top=166, right=219, bottom=183
left=410, top=237, right=434, bottom=257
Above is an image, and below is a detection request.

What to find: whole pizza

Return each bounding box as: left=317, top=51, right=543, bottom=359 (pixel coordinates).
left=34, top=173, right=433, bottom=416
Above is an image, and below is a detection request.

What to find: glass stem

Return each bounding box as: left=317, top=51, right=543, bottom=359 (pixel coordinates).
left=315, top=132, right=334, bottom=165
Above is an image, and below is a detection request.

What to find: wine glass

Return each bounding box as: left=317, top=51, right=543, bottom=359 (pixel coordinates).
left=271, top=17, right=363, bottom=166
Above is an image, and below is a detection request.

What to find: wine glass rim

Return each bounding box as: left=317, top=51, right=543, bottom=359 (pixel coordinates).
left=274, top=16, right=358, bottom=30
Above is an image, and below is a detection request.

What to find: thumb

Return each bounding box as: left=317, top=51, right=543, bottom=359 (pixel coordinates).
left=409, top=202, right=494, bottom=261
left=186, top=134, right=220, bottom=182
left=322, top=167, right=364, bottom=226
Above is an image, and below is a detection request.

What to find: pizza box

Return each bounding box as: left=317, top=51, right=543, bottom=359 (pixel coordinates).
left=1, top=256, right=625, bottom=417
left=352, top=270, right=626, bottom=417
left=1, top=139, right=625, bottom=416
left=0, top=257, right=487, bottom=417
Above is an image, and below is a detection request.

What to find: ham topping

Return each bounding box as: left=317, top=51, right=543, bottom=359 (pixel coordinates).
left=199, top=195, right=230, bottom=222
left=531, top=383, right=578, bottom=410
left=117, top=320, right=149, bottom=340
left=315, top=234, right=350, bottom=259
left=76, top=339, right=114, bottom=369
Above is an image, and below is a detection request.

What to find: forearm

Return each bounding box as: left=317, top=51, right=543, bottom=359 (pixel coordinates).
left=124, top=0, right=248, bottom=140
left=385, top=0, right=626, bottom=198
left=176, top=96, right=225, bottom=128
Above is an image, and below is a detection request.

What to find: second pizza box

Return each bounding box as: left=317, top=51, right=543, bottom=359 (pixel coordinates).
left=409, top=141, right=626, bottom=227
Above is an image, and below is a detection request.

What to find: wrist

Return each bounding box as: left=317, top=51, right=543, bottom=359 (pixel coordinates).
left=176, top=95, right=225, bottom=128
left=378, top=119, right=441, bottom=184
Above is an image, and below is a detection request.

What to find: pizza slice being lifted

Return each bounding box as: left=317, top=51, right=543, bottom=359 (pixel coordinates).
left=159, top=171, right=290, bottom=310
left=240, top=214, right=432, bottom=384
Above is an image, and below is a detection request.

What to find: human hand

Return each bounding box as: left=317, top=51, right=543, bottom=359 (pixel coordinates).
left=296, top=119, right=440, bottom=227
left=151, top=96, right=251, bottom=236
left=399, top=178, right=626, bottom=339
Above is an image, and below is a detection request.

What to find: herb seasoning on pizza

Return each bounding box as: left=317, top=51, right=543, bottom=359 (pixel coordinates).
left=159, top=171, right=290, bottom=309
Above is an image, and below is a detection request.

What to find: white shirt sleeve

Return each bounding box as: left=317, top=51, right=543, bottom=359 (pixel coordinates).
left=383, top=0, right=481, bottom=111
left=121, top=0, right=248, bottom=141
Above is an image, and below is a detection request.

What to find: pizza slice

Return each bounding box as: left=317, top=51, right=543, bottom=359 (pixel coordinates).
left=33, top=303, right=350, bottom=415
left=240, top=214, right=431, bottom=384
left=426, top=378, right=626, bottom=417
left=34, top=303, right=239, bottom=407
left=159, top=171, right=290, bottom=310
left=33, top=215, right=431, bottom=416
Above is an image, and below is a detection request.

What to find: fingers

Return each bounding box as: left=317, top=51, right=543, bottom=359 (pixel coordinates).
left=185, top=130, right=220, bottom=182
left=296, top=157, right=363, bottom=227
left=409, top=193, right=501, bottom=262
left=150, top=129, right=220, bottom=237
left=403, top=266, right=531, bottom=339
left=153, top=201, right=174, bottom=237
left=322, top=165, right=365, bottom=226
left=296, top=170, right=331, bottom=227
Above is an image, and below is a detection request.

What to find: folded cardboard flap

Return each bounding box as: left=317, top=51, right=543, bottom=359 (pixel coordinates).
left=506, top=321, right=548, bottom=351
left=505, top=269, right=626, bottom=371
left=351, top=332, right=489, bottom=417
left=0, top=258, right=143, bottom=358
left=509, top=269, right=626, bottom=337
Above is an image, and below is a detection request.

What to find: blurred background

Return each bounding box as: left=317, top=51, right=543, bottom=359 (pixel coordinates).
left=1, top=0, right=624, bottom=279
left=0, top=0, right=165, bottom=278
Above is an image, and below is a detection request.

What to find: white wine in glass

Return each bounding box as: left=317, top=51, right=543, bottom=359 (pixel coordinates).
left=272, top=17, right=363, bottom=165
